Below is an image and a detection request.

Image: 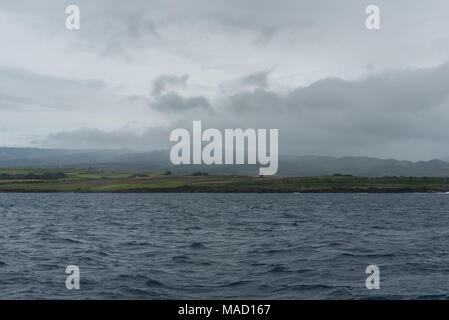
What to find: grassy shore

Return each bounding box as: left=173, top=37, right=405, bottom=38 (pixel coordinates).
left=0, top=168, right=449, bottom=193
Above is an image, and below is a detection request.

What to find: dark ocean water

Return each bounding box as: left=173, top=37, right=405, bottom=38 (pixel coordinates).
left=1, top=193, right=449, bottom=299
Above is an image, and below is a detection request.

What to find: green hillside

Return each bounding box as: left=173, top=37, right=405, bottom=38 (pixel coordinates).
left=1, top=168, right=449, bottom=193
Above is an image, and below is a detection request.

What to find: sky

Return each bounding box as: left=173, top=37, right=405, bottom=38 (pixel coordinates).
left=1, top=0, right=449, bottom=160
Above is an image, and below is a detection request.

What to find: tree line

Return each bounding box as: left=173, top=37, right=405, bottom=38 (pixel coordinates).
left=0, top=172, right=68, bottom=180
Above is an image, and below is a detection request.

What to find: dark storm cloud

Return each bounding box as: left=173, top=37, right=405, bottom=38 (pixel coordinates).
left=203, top=63, right=449, bottom=159
left=41, top=63, right=449, bottom=160
left=246, top=64, right=449, bottom=158
left=221, top=64, right=449, bottom=118
left=149, top=74, right=212, bottom=113
left=4, top=0, right=449, bottom=159
left=286, top=65, right=449, bottom=112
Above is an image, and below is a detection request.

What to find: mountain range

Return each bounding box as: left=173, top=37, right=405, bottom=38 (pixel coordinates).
left=1, top=147, right=449, bottom=177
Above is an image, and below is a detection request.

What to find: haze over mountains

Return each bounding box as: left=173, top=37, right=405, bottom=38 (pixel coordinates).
left=4, top=1, right=449, bottom=168
left=1, top=147, right=449, bottom=177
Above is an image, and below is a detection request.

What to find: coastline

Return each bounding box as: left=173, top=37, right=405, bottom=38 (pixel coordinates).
left=1, top=168, right=449, bottom=193
left=0, top=189, right=447, bottom=193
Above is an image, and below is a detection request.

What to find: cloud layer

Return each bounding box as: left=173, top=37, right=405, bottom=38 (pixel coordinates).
left=35, top=63, right=449, bottom=160
left=2, top=1, right=449, bottom=160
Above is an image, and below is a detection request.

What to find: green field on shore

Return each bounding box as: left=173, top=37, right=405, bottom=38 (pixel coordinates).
left=0, top=168, right=449, bottom=193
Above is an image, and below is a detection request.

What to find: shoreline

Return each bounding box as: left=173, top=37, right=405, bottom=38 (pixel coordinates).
left=0, top=188, right=448, bottom=194
left=1, top=168, right=449, bottom=194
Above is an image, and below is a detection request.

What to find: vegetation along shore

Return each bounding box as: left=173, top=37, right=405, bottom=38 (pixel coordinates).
left=0, top=168, right=449, bottom=193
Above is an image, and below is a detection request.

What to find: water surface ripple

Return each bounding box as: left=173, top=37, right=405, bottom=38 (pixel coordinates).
left=1, top=193, right=448, bottom=299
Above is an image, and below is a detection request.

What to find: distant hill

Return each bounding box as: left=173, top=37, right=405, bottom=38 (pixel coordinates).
left=278, top=155, right=449, bottom=177
left=0, top=147, right=74, bottom=161
left=0, top=148, right=126, bottom=168
left=1, top=147, right=449, bottom=177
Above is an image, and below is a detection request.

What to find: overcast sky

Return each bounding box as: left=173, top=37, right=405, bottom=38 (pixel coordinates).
left=1, top=0, right=449, bottom=160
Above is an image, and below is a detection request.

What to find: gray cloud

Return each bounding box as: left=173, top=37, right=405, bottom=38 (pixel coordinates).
left=80, top=9, right=161, bottom=57
left=0, top=65, right=159, bottom=147
left=239, top=71, right=270, bottom=88
left=219, top=71, right=272, bottom=97
left=151, top=93, right=212, bottom=113
left=152, top=74, right=189, bottom=97
left=149, top=74, right=212, bottom=113
left=39, top=63, right=449, bottom=160
left=4, top=1, right=449, bottom=160
left=0, top=65, right=111, bottom=111
left=4, top=0, right=449, bottom=65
